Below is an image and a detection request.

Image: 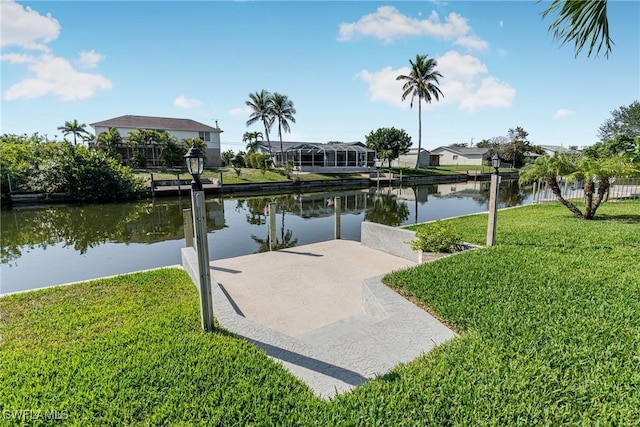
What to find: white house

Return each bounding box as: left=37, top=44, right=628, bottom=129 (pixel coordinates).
left=538, top=145, right=581, bottom=156
left=429, top=146, right=490, bottom=166
left=391, top=148, right=430, bottom=169
left=90, top=115, right=223, bottom=166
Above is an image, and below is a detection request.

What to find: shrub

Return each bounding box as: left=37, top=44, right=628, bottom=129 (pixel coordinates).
left=410, top=220, right=464, bottom=253
left=130, top=150, right=147, bottom=168
left=1, top=134, right=145, bottom=203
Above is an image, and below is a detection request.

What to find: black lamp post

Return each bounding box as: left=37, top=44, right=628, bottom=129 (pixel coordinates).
left=184, top=145, right=214, bottom=331
left=486, top=154, right=501, bottom=247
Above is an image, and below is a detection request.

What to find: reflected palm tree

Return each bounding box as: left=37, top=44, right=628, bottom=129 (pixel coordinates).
left=364, top=193, right=410, bottom=226
left=251, top=228, right=298, bottom=253
left=250, top=200, right=298, bottom=252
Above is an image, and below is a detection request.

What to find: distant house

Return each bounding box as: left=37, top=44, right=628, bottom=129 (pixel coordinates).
left=538, top=145, right=581, bottom=156
left=391, top=148, right=430, bottom=169
left=255, top=141, right=375, bottom=173
left=90, top=115, right=223, bottom=166
left=429, top=146, right=490, bottom=166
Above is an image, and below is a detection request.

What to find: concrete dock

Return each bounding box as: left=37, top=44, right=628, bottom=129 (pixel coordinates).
left=182, top=239, right=457, bottom=398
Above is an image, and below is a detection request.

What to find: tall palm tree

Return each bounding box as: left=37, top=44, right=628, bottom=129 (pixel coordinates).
left=246, top=90, right=274, bottom=159
left=271, top=92, right=296, bottom=167
left=57, top=120, right=89, bottom=146
left=396, top=54, right=443, bottom=170
left=541, top=0, right=612, bottom=58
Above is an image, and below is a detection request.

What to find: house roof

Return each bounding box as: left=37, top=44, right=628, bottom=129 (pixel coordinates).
left=538, top=144, right=580, bottom=154
left=430, top=146, right=489, bottom=156
left=257, top=141, right=373, bottom=153
left=400, top=148, right=429, bottom=154
left=90, top=115, right=222, bottom=133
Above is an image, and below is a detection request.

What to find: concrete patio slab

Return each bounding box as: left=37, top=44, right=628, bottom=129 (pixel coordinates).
left=181, top=240, right=457, bottom=398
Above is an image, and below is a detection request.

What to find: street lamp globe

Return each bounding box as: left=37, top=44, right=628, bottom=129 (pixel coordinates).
left=185, top=146, right=205, bottom=190
left=491, top=154, right=501, bottom=171
left=185, top=146, right=205, bottom=176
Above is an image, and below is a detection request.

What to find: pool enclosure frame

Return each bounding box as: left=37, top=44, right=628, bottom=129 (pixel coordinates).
left=270, top=143, right=376, bottom=172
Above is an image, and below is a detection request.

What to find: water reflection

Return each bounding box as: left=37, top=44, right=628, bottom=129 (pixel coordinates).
left=1, top=180, right=531, bottom=294
left=364, top=193, right=410, bottom=226
left=1, top=198, right=225, bottom=265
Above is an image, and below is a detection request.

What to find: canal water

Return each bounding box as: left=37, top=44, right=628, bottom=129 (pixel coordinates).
left=1, top=180, right=531, bottom=295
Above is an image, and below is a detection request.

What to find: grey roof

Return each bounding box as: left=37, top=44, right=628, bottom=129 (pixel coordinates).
left=430, top=146, right=489, bottom=155
left=90, top=115, right=222, bottom=132
left=402, top=148, right=429, bottom=154
left=258, top=141, right=373, bottom=153
left=538, top=145, right=580, bottom=154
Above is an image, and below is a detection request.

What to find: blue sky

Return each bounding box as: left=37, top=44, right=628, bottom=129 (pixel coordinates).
left=1, top=1, right=638, bottom=153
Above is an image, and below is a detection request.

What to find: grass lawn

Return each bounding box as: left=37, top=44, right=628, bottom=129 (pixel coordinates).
left=134, top=168, right=365, bottom=185
left=2, top=201, right=638, bottom=424
left=133, top=165, right=473, bottom=186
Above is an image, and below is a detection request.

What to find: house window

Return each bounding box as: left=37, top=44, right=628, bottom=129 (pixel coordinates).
left=453, top=155, right=458, bottom=160
left=198, top=131, right=211, bottom=142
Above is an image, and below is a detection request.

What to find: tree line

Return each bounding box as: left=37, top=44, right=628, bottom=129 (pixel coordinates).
left=56, top=120, right=208, bottom=168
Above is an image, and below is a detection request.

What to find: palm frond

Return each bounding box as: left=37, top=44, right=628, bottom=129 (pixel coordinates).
left=541, top=0, right=612, bottom=58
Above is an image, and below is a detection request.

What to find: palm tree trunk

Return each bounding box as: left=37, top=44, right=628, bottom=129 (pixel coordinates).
left=589, top=177, right=610, bottom=219
left=262, top=120, right=273, bottom=160
left=416, top=100, right=422, bottom=170
left=547, top=177, right=584, bottom=219
left=279, top=123, right=284, bottom=168
left=583, top=180, right=596, bottom=219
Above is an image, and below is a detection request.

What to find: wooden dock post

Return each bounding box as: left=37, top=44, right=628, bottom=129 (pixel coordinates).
left=269, top=202, right=277, bottom=251
left=334, top=196, right=342, bottom=239
left=183, top=208, right=194, bottom=247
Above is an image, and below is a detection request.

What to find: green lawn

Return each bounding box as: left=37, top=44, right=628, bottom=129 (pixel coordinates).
left=134, top=165, right=478, bottom=185
left=134, top=168, right=365, bottom=185
left=2, top=201, right=638, bottom=424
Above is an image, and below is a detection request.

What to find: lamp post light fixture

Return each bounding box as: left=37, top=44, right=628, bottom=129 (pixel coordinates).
left=491, top=153, right=501, bottom=171
left=486, top=154, right=501, bottom=247
left=184, top=145, right=214, bottom=331
left=185, top=145, right=205, bottom=190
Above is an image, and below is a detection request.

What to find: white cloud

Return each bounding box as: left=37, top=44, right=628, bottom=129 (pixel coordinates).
left=459, top=77, right=516, bottom=111
left=1, top=2, right=111, bottom=101
left=78, top=50, right=105, bottom=68
left=356, top=50, right=515, bottom=112
left=174, top=95, right=202, bottom=109
left=229, top=106, right=251, bottom=116
left=1, top=0, right=60, bottom=52
left=436, top=51, right=487, bottom=81
left=455, top=34, right=489, bottom=51
left=338, top=6, right=488, bottom=50
left=499, top=20, right=504, bottom=28
left=356, top=67, right=407, bottom=107
left=554, top=108, right=576, bottom=119
left=2, top=54, right=112, bottom=101
left=0, top=53, right=35, bottom=64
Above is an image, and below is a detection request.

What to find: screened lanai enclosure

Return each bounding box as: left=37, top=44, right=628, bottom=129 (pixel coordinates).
left=267, top=142, right=376, bottom=173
